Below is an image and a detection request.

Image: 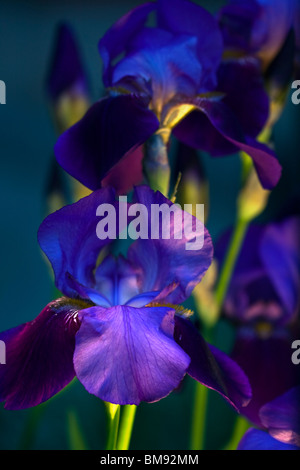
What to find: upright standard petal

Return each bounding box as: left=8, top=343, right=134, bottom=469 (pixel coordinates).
left=127, top=186, right=213, bottom=304
left=38, top=187, right=117, bottom=297
left=174, top=316, right=252, bottom=410
left=98, top=2, right=155, bottom=87
left=73, top=305, right=190, bottom=405
left=54, top=95, right=159, bottom=192
left=0, top=298, right=83, bottom=409
left=157, top=0, right=223, bottom=90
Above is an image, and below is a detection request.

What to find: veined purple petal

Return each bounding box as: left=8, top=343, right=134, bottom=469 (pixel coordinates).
left=127, top=186, right=213, bottom=304
left=259, top=386, right=300, bottom=447
left=237, top=428, right=299, bottom=450
left=260, top=217, right=300, bottom=322
left=38, top=187, right=117, bottom=297
left=54, top=95, right=159, bottom=192
left=98, top=2, right=155, bottom=87
left=46, top=23, right=89, bottom=100
left=73, top=305, right=190, bottom=405
left=157, top=0, right=223, bottom=90
left=174, top=316, right=252, bottom=410
left=174, top=97, right=281, bottom=189
left=231, top=328, right=299, bottom=426
left=0, top=298, right=84, bottom=410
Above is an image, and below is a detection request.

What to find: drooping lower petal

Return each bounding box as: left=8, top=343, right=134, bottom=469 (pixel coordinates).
left=0, top=298, right=83, bottom=409
left=73, top=305, right=190, bottom=405
left=174, top=96, right=282, bottom=189
left=54, top=95, right=159, bottom=192
left=174, top=316, right=252, bottom=410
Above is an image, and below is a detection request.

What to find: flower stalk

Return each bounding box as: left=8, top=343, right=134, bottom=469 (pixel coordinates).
left=117, top=405, right=137, bottom=450
left=143, top=130, right=171, bottom=196
left=105, top=402, right=121, bottom=451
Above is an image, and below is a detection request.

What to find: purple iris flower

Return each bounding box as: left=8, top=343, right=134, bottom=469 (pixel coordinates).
left=0, top=186, right=251, bottom=410
left=238, top=386, right=300, bottom=450
left=216, top=216, right=300, bottom=426
left=218, top=0, right=297, bottom=69
left=54, top=0, right=281, bottom=195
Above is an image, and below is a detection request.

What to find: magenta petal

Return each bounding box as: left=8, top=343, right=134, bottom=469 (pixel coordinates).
left=101, top=145, right=144, bottom=196
left=174, top=316, right=252, bottom=410
left=0, top=298, right=83, bottom=410
left=73, top=305, right=190, bottom=405
left=54, top=95, right=159, bottom=192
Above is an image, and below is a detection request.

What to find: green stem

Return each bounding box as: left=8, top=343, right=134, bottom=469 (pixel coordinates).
left=215, top=217, right=249, bottom=313
left=190, top=212, right=249, bottom=452
left=117, top=405, right=137, bottom=450
left=190, top=383, right=209, bottom=450
left=143, top=131, right=171, bottom=196
left=223, top=416, right=250, bottom=450
left=18, top=404, right=45, bottom=450
left=105, top=404, right=121, bottom=451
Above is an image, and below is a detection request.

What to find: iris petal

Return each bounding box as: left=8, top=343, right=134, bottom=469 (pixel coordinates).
left=157, top=0, right=223, bottom=90
left=38, top=187, right=117, bottom=297
left=0, top=298, right=84, bottom=409
left=174, top=96, right=281, bottom=189
left=98, top=2, right=155, bottom=87
left=260, top=386, right=300, bottom=447
left=174, top=316, right=252, bottom=410
left=73, top=305, right=190, bottom=405
left=54, top=95, right=159, bottom=192
left=238, top=428, right=299, bottom=450
left=127, top=186, right=213, bottom=304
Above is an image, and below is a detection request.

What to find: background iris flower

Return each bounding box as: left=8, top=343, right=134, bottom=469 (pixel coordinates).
left=238, top=386, right=300, bottom=450
left=218, top=0, right=299, bottom=126
left=54, top=0, right=282, bottom=196
left=216, top=216, right=300, bottom=426
left=0, top=186, right=251, bottom=410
